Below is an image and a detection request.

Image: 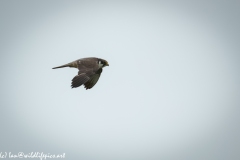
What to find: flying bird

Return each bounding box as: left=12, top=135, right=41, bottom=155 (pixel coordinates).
left=52, top=57, right=109, bottom=90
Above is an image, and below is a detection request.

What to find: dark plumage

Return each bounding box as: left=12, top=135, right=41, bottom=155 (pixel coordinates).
left=52, top=57, right=109, bottom=90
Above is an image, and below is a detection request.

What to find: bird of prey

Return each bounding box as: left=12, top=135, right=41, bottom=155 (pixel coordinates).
left=52, top=57, right=109, bottom=90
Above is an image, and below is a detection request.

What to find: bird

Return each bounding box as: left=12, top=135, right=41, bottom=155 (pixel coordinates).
left=52, top=57, right=109, bottom=90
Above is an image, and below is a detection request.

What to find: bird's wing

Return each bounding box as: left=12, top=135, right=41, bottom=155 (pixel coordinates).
left=84, top=68, right=102, bottom=90
left=71, top=58, right=103, bottom=89
left=71, top=67, right=102, bottom=89
left=71, top=73, right=90, bottom=88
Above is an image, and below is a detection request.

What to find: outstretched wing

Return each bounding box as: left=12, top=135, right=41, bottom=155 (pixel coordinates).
left=72, top=68, right=102, bottom=89
left=84, top=68, right=102, bottom=90
left=71, top=73, right=90, bottom=88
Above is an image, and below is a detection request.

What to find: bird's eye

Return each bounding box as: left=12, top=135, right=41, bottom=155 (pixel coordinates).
left=98, top=61, right=101, bottom=64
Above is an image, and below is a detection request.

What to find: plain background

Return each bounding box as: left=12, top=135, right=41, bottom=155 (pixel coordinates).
left=0, top=0, right=240, bottom=160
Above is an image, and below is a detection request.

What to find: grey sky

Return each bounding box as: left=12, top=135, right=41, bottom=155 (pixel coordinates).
left=1, top=0, right=240, bottom=160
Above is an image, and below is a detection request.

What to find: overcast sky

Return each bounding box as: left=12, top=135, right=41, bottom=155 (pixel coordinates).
left=0, top=0, right=240, bottom=160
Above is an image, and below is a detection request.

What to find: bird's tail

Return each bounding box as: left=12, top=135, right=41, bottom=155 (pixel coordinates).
left=52, top=63, right=71, bottom=69
left=52, top=61, right=77, bottom=69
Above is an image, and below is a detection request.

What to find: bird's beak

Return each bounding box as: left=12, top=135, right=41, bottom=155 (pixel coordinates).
left=106, top=62, right=109, bottom=66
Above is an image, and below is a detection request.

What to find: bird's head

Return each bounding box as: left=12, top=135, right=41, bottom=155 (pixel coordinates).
left=98, top=59, right=109, bottom=68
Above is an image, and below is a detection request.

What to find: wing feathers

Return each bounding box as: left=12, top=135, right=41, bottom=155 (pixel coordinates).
left=71, top=74, right=90, bottom=88
left=84, top=74, right=101, bottom=90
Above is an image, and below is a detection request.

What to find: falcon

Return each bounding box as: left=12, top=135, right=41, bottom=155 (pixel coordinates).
left=52, top=57, right=109, bottom=90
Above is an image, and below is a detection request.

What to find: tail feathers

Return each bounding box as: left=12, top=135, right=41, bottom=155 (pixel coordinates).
left=52, top=64, right=70, bottom=69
